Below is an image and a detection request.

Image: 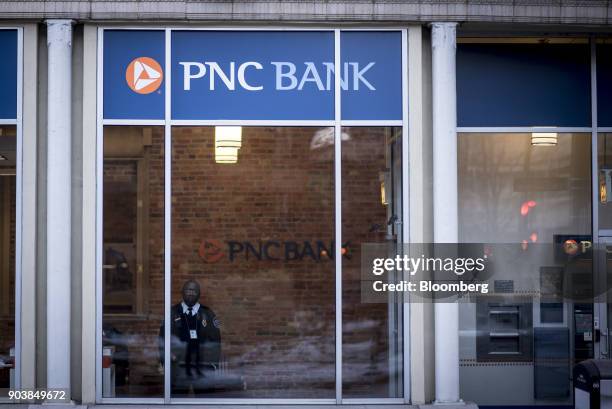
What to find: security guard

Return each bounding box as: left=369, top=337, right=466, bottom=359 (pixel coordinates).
left=159, top=280, right=221, bottom=394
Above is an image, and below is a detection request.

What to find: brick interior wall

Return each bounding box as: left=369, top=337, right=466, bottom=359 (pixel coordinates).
left=103, top=126, right=401, bottom=398
left=0, top=175, right=16, bottom=389
left=171, top=126, right=335, bottom=398
left=341, top=127, right=399, bottom=398
left=103, top=126, right=165, bottom=397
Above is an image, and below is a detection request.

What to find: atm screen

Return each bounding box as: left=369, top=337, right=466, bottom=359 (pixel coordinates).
left=575, top=313, right=592, bottom=333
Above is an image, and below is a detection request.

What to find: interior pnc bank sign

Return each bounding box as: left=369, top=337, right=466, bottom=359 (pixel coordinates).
left=103, top=30, right=403, bottom=121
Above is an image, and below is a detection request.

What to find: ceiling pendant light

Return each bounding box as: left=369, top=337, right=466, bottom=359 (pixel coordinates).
left=214, top=126, right=242, bottom=164
left=215, top=126, right=242, bottom=148
left=531, top=129, right=558, bottom=147
left=215, top=146, right=239, bottom=164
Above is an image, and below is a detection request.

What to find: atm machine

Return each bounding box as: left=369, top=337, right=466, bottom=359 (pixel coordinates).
left=470, top=234, right=595, bottom=403
left=594, top=238, right=612, bottom=361
left=532, top=235, right=594, bottom=399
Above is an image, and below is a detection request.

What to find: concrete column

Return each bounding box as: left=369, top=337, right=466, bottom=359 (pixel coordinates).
left=46, top=19, right=73, bottom=393
left=431, top=22, right=461, bottom=404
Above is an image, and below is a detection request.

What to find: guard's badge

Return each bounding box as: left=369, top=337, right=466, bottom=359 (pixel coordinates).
left=201, top=318, right=207, bottom=327
left=213, top=317, right=221, bottom=328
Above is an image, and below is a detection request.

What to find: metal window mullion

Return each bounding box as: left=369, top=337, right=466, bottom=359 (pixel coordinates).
left=170, top=398, right=337, bottom=404
left=457, top=126, right=593, bottom=133
left=170, top=120, right=335, bottom=126
left=105, top=119, right=406, bottom=127
left=98, top=25, right=402, bottom=32
left=400, top=27, right=410, bottom=404
left=100, top=398, right=166, bottom=404
left=342, top=397, right=406, bottom=404
left=103, top=119, right=165, bottom=126
left=334, top=28, right=342, bottom=404
left=340, top=120, right=403, bottom=126
left=95, top=26, right=104, bottom=403
left=590, top=37, right=605, bottom=357
left=164, top=27, right=172, bottom=403
left=14, top=26, right=23, bottom=391
left=592, top=37, right=599, bottom=241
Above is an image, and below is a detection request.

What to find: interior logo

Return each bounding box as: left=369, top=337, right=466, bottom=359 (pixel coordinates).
left=125, top=57, right=163, bottom=94
left=198, top=238, right=349, bottom=263
left=199, top=239, right=226, bottom=264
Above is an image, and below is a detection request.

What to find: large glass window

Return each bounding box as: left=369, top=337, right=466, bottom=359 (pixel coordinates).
left=458, top=132, right=591, bottom=406
left=342, top=127, right=404, bottom=398
left=99, top=27, right=408, bottom=402
left=170, top=126, right=335, bottom=398
left=102, top=126, right=165, bottom=397
left=0, top=126, right=16, bottom=395
left=100, top=124, right=408, bottom=400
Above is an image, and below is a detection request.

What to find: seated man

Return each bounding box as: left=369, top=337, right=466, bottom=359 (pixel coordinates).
left=159, top=280, right=221, bottom=394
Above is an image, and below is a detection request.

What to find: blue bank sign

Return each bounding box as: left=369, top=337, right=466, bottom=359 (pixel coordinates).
left=103, top=30, right=403, bottom=121
left=0, top=29, right=18, bottom=121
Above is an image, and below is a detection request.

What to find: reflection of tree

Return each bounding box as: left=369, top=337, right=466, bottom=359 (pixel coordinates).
left=459, top=133, right=527, bottom=243
left=459, top=133, right=591, bottom=245
left=458, top=133, right=592, bottom=302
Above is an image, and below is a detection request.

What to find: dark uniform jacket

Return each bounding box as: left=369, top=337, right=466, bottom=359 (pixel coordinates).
left=159, top=303, right=221, bottom=373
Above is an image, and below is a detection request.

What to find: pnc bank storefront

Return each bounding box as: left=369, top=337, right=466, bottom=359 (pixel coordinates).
left=1, top=6, right=612, bottom=407
left=98, top=28, right=408, bottom=403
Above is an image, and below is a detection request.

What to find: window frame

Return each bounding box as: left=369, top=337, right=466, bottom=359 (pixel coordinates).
left=0, top=26, right=23, bottom=402
left=96, top=25, right=410, bottom=405
left=454, top=36, right=603, bottom=366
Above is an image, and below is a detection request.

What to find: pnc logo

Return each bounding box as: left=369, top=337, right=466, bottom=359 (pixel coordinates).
left=198, top=238, right=350, bottom=263
left=198, top=239, right=226, bottom=264
left=125, top=57, right=163, bottom=94
left=563, top=239, right=592, bottom=256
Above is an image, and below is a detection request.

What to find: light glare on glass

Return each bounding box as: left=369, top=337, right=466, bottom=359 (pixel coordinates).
left=215, top=126, right=242, bottom=148
left=531, top=132, right=558, bottom=146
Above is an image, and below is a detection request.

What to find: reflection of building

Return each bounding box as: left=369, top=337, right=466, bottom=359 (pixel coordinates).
left=1, top=1, right=612, bottom=407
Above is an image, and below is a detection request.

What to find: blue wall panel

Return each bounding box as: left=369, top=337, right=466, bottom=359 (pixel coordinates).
left=104, top=30, right=165, bottom=120
left=0, top=30, right=18, bottom=120
left=171, top=31, right=334, bottom=121
left=457, top=43, right=591, bottom=127
left=598, top=44, right=612, bottom=127
left=340, top=31, right=403, bottom=120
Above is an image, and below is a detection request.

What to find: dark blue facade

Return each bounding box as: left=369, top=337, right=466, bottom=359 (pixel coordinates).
left=457, top=43, right=591, bottom=127
left=0, top=29, right=18, bottom=120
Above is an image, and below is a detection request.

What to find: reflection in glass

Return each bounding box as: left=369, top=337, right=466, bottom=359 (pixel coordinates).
left=102, top=126, right=164, bottom=397
left=341, top=127, right=404, bottom=398
left=170, top=126, right=335, bottom=398
left=598, top=134, right=612, bottom=229
left=458, top=133, right=591, bottom=406
left=597, top=134, right=612, bottom=364
left=0, top=126, right=16, bottom=396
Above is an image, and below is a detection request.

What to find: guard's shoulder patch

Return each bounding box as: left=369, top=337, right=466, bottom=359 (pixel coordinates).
left=213, top=316, right=221, bottom=328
